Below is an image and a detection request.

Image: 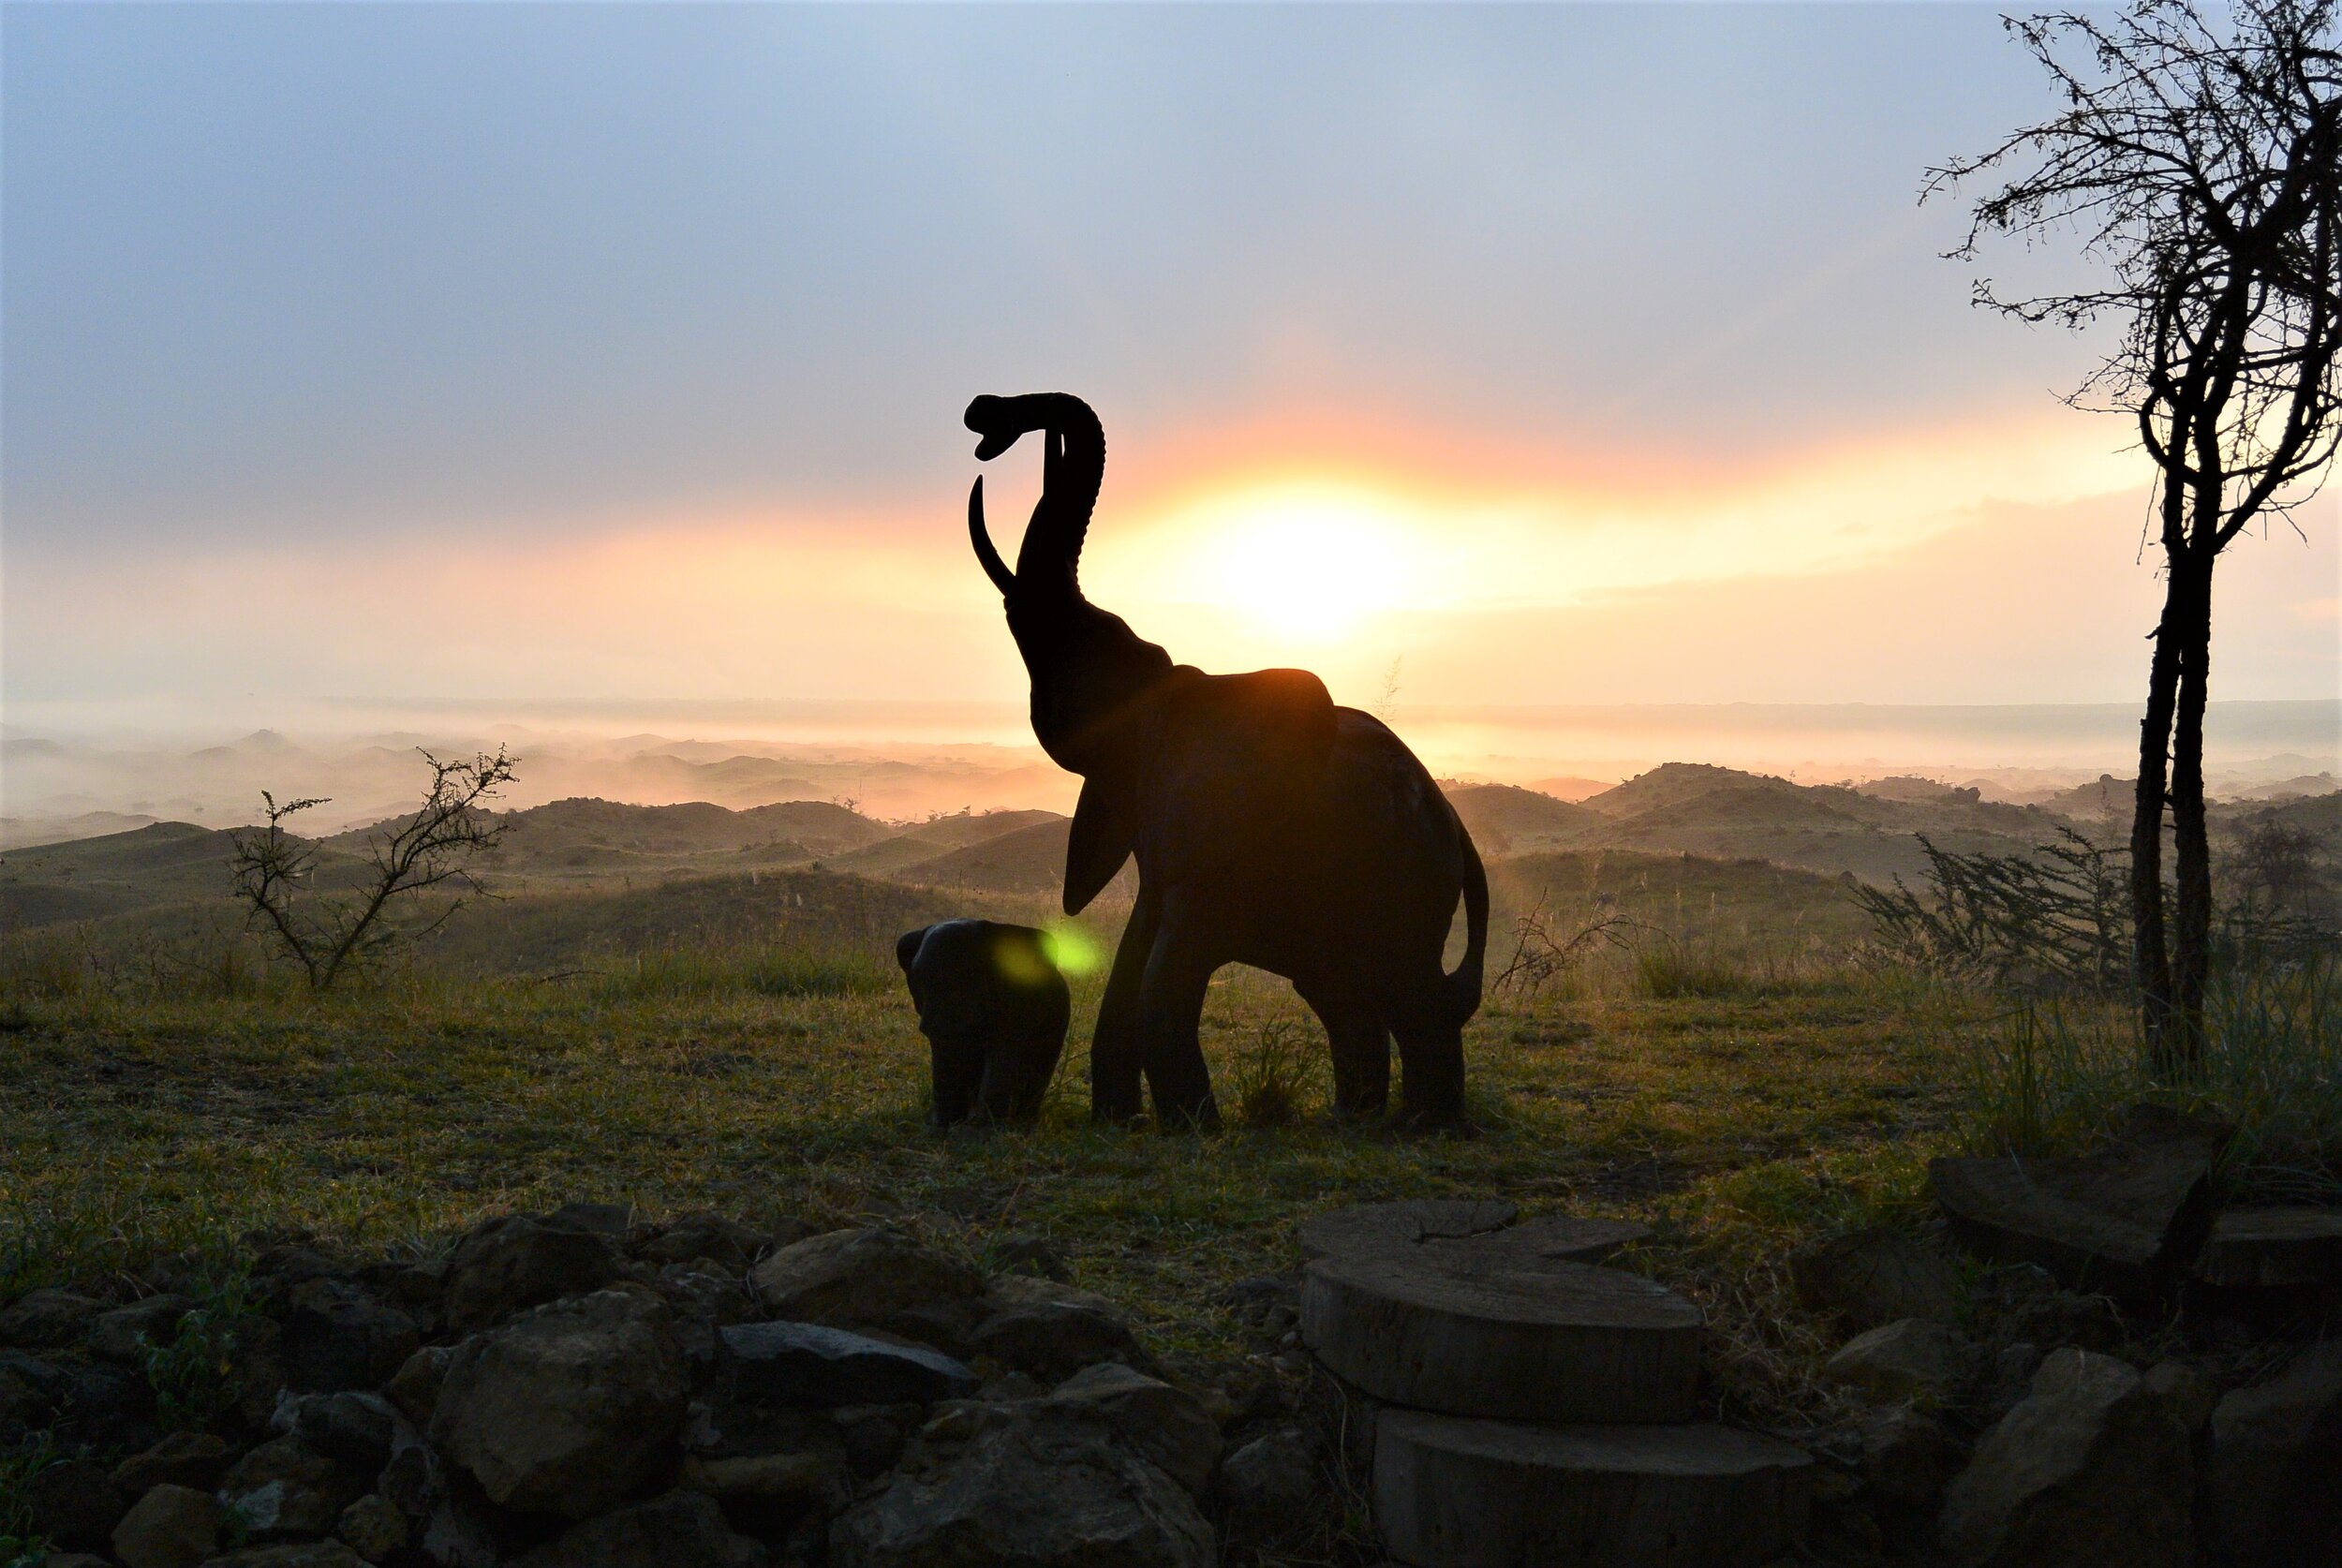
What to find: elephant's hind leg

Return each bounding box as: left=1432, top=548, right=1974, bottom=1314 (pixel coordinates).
left=1298, top=984, right=1389, bottom=1119
left=1389, top=986, right=1470, bottom=1131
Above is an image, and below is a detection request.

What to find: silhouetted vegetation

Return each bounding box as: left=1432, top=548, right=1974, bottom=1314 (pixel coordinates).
left=1930, top=0, right=2341, bottom=1069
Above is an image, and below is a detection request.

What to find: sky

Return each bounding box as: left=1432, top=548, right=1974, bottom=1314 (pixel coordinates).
left=5, top=1, right=2337, bottom=737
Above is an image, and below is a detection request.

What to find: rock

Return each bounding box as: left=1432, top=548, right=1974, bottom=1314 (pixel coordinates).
left=990, top=1235, right=1072, bottom=1282
left=335, top=1495, right=408, bottom=1564
left=1050, top=1364, right=1221, bottom=1496
left=684, top=1451, right=850, bottom=1537
left=0, top=1287, right=107, bottom=1348
left=1301, top=1251, right=1702, bottom=1425
left=2190, top=1206, right=2342, bottom=1289
left=441, top=1213, right=626, bottom=1333
left=1861, top=1407, right=1959, bottom=1511
left=2140, top=1359, right=2218, bottom=1435
left=1297, top=1199, right=1519, bottom=1260
left=542, top=1200, right=634, bottom=1236
left=1372, top=1410, right=1813, bottom=1568
left=52, top=1357, right=160, bottom=1451
left=749, top=1227, right=986, bottom=1329
left=277, top=1280, right=419, bottom=1394
left=431, top=1287, right=688, bottom=1519
left=513, top=1489, right=767, bottom=1568
left=219, top=1436, right=363, bottom=1540
left=270, top=1390, right=399, bottom=1473
left=1822, top=1319, right=1974, bottom=1403
left=87, top=1295, right=193, bottom=1364
left=1214, top=1427, right=1318, bottom=1529
left=841, top=1411, right=912, bottom=1476
left=383, top=1344, right=449, bottom=1427
left=971, top=1277, right=1146, bottom=1383
left=113, top=1432, right=232, bottom=1495
left=196, top=1545, right=369, bottom=1567
left=1789, top=1227, right=1964, bottom=1330
left=1979, top=1342, right=2045, bottom=1423
left=1929, top=1102, right=2231, bottom=1299
left=111, top=1484, right=223, bottom=1568
left=25, top=1457, right=129, bottom=1551
left=831, top=1399, right=1214, bottom=1568
left=37, top=1555, right=111, bottom=1568
left=721, top=1320, right=977, bottom=1406
left=1938, top=1348, right=2191, bottom=1568
left=638, top=1212, right=773, bottom=1270
left=2205, top=1339, right=2342, bottom=1568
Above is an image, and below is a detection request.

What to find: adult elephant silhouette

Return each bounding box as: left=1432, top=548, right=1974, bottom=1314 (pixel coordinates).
left=963, top=391, right=1487, bottom=1131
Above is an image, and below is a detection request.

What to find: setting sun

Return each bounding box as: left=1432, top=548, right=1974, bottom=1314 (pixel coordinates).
left=1134, top=484, right=1426, bottom=641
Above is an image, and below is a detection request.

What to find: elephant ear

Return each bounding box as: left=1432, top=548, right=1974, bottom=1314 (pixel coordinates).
left=1064, top=762, right=1140, bottom=915
left=897, top=926, right=930, bottom=975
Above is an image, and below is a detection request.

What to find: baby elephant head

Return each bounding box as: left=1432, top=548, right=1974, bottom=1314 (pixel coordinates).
left=896, top=920, right=1071, bottom=1127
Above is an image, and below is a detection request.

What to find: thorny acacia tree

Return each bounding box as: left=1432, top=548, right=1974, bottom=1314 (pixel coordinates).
left=1927, top=0, right=2341, bottom=1070
left=230, top=747, right=517, bottom=990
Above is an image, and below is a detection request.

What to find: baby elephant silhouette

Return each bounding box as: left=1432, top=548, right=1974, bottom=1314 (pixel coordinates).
left=895, top=919, right=1069, bottom=1126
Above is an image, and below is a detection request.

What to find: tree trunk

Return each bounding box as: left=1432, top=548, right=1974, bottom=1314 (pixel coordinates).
left=2167, top=549, right=2217, bottom=1071
left=2132, top=585, right=2181, bottom=1062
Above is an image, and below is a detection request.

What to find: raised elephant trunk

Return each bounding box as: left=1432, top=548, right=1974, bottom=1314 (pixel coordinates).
left=964, top=392, right=1174, bottom=780
left=965, top=392, right=1104, bottom=600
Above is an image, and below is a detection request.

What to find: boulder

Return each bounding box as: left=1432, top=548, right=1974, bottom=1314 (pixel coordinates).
left=87, top=1295, right=193, bottom=1364
left=684, top=1451, right=850, bottom=1537
left=1930, top=1103, right=2231, bottom=1299
left=830, top=1400, right=1214, bottom=1568
left=637, top=1212, right=773, bottom=1270
left=2189, top=1206, right=2342, bottom=1290
left=0, top=1287, right=106, bottom=1348
left=1371, top=1409, right=1813, bottom=1568
left=1937, top=1349, right=2191, bottom=1568
left=971, top=1276, right=1146, bottom=1383
left=2205, top=1339, right=2342, bottom=1568
left=334, top=1495, right=408, bottom=1564
left=441, top=1214, right=627, bottom=1333
left=1861, top=1407, right=1959, bottom=1513
left=1822, top=1319, right=1974, bottom=1403
left=194, top=1545, right=369, bottom=1567
left=990, top=1235, right=1073, bottom=1283
left=1214, top=1427, right=1319, bottom=1531
left=720, top=1321, right=977, bottom=1407
left=1788, top=1227, right=1964, bottom=1330
left=277, top=1280, right=419, bottom=1394
left=113, top=1432, right=233, bottom=1496
left=111, top=1484, right=223, bottom=1568
left=749, top=1227, right=986, bottom=1329
left=383, top=1344, right=449, bottom=1427
left=218, top=1436, right=363, bottom=1540
left=431, top=1288, right=688, bottom=1519
left=1049, top=1364, right=1222, bottom=1497
left=542, top=1201, right=633, bottom=1236
left=269, top=1390, right=400, bottom=1474
left=25, top=1457, right=129, bottom=1551
left=1302, top=1251, right=1702, bottom=1425
left=512, top=1489, right=767, bottom=1568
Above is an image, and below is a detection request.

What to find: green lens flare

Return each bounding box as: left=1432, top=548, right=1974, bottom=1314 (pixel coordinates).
left=1041, top=922, right=1104, bottom=977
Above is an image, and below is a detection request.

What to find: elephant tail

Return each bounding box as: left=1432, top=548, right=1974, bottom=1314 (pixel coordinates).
left=1445, top=826, right=1490, bottom=1026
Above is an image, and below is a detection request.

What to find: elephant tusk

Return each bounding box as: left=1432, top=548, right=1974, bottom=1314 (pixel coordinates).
left=969, top=478, right=1016, bottom=596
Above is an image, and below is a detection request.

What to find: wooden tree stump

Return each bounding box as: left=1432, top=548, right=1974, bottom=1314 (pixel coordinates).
left=1297, top=1200, right=1519, bottom=1261
left=1301, top=1249, right=1702, bottom=1424
left=1373, top=1409, right=1813, bottom=1568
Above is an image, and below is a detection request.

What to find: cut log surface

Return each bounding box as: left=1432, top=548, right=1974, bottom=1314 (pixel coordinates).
left=1302, top=1250, right=1702, bottom=1424
left=1374, top=1408, right=1812, bottom=1568
left=1424, top=1215, right=1653, bottom=1272
left=2190, top=1206, right=2342, bottom=1289
left=1297, top=1200, right=1520, bottom=1261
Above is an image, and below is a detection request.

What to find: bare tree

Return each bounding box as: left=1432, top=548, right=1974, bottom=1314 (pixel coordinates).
left=230, top=747, right=517, bottom=990
left=1927, top=0, right=2341, bottom=1069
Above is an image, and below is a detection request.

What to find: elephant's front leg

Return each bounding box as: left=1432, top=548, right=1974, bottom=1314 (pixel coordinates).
left=1089, top=887, right=1157, bottom=1123
left=1137, top=902, right=1222, bottom=1132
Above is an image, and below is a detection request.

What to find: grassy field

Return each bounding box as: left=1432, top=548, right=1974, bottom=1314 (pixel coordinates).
left=0, top=938, right=1991, bottom=1436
